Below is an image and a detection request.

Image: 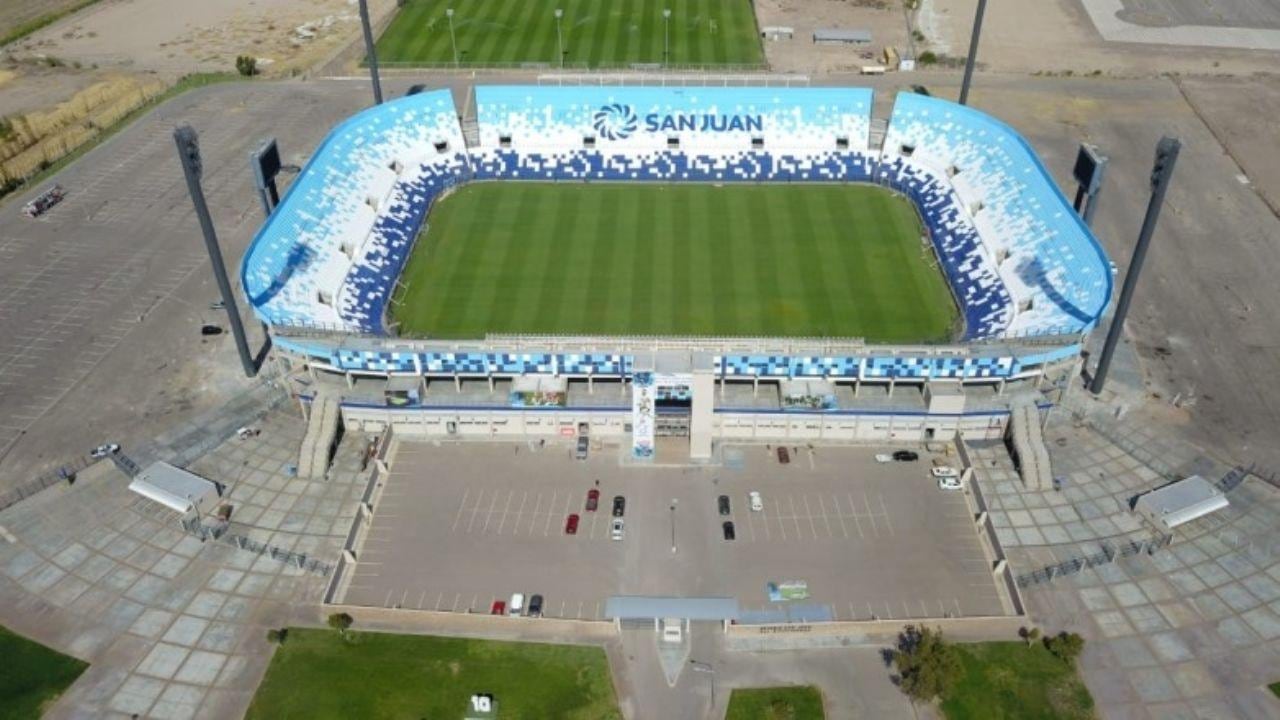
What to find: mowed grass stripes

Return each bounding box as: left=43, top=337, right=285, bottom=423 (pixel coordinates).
left=377, top=0, right=763, bottom=66
left=392, top=183, right=958, bottom=342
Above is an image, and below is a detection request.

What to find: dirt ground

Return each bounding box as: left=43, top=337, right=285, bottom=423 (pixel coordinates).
left=753, top=0, right=911, bottom=74
left=0, top=0, right=94, bottom=41
left=912, top=0, right=1280, bottom=76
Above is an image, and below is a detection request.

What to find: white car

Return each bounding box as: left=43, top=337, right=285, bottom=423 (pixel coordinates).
left=875, top=453, right=893, bottom=463
left=749, top=491, right=763, bottom=512
left=90, top=443, right=120, bottom=458
left=611, top=518, right=625, bottom=541
left=937, top=476, right=963, bottom=491
left=930, top=466, right=960, bottom=479
left=508, top=592, right=524, bottom=616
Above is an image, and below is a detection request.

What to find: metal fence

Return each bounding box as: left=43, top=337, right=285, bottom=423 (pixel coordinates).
left=373, top=60, right=771, bottom=73
left=181, top=516, right=334, bottom=577
left=1015, top=533, right=1173, bottom=589
left=0, top=455, right=94, bottom=513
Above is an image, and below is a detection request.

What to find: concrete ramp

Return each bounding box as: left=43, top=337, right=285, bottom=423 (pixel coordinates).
left=1010, top=401, right=1052, bottom=491
left=298, top=393, right=340, bottom=479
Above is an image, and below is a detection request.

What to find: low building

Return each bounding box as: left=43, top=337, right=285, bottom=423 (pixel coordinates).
left=128, top=462, right=220, bottom=515
left=813, top=28, right=872, bottom=45
left=1134, top=476, right=1228, bottom=531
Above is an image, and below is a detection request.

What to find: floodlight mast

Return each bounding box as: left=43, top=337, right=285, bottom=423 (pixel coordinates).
left=1090, top=137, right=1181, bottom=394
left=357, top=0, right=383, bottom=105
left=958, top=0, right=987, bottom=106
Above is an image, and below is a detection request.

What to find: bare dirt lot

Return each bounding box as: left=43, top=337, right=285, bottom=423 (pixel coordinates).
left=344, top=440, right=1006, bottom=622
left=0, top=0, right=96, bottom=42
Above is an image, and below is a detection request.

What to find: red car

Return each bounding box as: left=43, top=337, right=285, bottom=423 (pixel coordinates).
left=585, top=489, right=600, bottom=512
left=490, top=600, right=505, bottom=615
left=565, top=513, right=580, bottom=535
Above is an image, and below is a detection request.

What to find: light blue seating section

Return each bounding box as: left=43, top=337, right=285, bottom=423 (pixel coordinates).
left=882, top=92, right=1111, bottom=336
left=239, top=89, right=468, bottom=333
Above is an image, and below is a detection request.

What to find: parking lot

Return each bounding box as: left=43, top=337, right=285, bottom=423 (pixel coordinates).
left=343, top=441, right=1008, bottom=622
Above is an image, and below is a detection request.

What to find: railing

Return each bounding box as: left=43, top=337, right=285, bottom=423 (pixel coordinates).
left=0, top=455, right=94, bottom=513
left=181, top=515, right=334, bottom=576
left=371, top=60, right=771, bottom=73
left=1014, top=534, right=1173, bottom=589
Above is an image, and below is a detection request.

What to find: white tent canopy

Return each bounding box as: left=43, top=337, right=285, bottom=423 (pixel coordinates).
left=1134, top=476, right=1228, bottom=531
left=128, top=462, right=220, bottom=515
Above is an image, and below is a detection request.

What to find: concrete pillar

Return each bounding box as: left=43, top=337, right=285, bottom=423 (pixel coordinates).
left=998, top=378, right=1006, bottom=396
left=588, top=367, right=594, bottom=394
left=454, top=373, right=461, bottom=392
left=488, top=373, right=494, bottom=393
left=343, top=549, right=356, bottom=563
left=345, top=371, right=354, bottom=389
left=888, top=377, right=895, bottom=396
left=994, top=559, right=1006, bottom=575
left=690, top=367, right=716, bottom=461
left=854, top=378, right=860, bottom=397
left=375, top=458, right=389, bottom=475
left=753, top=369, right=759, bottom=397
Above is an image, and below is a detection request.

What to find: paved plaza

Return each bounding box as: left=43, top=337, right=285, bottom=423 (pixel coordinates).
left=972, top=406, right=1280, bottom=720
left=0, top=407, right=368, bottom=720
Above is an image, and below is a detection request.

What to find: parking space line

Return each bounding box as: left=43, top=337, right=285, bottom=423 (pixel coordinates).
left=589, top=507, right=600, bottom=539
left=867, top=602, right=876, bottom=619
left=878, top=494, right=894, bottom=536
left=845, top=495, right=864, bottom=539
left=435, top=591, right=444, bottom=610
left=417, top=591, right=426, bottom=609
left=829, top=495, right=849, bottom=539
left=577, top=601, right=583, bottom=620
left=466, top=489, right=484, bottom=533
left=561, top=493, right=573, bottom=527
left=559, top=599, right=566, bottom=618
left=384, top=589, right=394, bottom=607
left=953, top=598, right=963, bottom=617
left=481, top=491, right=501, bottom=534
left=884, top=601, right=893, bottom=619
left=450, top=488, right=470, bottom=532
left=745, top=509, right=756, bottom=543
left=862, top=492, right=878, bottom=537
left=803, top=495, right=822, bottom=539
left=527, top=493, right=543, bottom=536
left=495, top=490, right=515, bottom=535
left=543, top=491, right=557, bottom=536
left=772, top=506, right=786, bottom=541
left=400, top=590, right=408, bottom=608
left=812, top=495, right=832, bottom=538
left=451, top=594, right=460, bottom=612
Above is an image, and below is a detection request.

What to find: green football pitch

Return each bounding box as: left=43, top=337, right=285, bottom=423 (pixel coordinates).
left=391, top=182, right=958, bottom=342
left=376, top=0, right=764, bottom=67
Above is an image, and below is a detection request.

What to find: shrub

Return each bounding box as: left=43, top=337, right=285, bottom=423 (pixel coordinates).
left=1044, top=631, right=1085, bottom=665
left=327, top=612, right=354, bottom=636
left=266, top=628, right=288, bottom=645
left=235, top=55, right=258, bottom=77
left=917, top=51, right=938, bottom=65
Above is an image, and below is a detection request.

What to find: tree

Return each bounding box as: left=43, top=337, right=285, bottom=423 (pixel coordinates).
left=917, top=51, right=938, bottom=65
left=327, top=612, right=354, bottom=636
left=1019, top=626, right=1041, bottom=647
left=1044, top=631, right=1085, bottom=665
left=266, top=628, right=288, bottom=645
left=892, top=625, right=962, bottom=704
left=235, top=55, right=258, bottom=77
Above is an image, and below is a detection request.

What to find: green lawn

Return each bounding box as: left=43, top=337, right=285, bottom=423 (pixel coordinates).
left=392, top=182, right=957, bottom=342
left=941, top=642, right=1095, bottom=720
left=725, top=686, right=826, bottom=719
left=245, top=628, right=620, bottom=720
left=1270, top=681, right=1280, bottom=699
left=0, top=626, right=88, bottom=720
left=377, top=0, right=764, bottom=67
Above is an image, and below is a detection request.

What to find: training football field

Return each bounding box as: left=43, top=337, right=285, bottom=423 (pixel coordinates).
left=391, top=183, right=958, bottom=342
left=377, top=0, right=764, bottom=67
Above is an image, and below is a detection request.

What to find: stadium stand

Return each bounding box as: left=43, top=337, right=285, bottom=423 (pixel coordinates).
left=241, top=86, right=1111, bottom=345
left=880, top=92, right=1111, bottom=337
left=240, top=89, right=469, bottom=333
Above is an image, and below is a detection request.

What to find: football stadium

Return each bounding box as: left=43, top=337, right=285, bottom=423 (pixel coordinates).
left=242, top=85, right=1111, bottom=462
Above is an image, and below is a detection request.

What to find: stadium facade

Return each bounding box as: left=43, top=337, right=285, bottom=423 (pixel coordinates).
left=242, top=85, right=1112, bottom=460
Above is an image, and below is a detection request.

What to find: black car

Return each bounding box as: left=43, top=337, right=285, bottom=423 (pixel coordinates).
left=528, top=594, right=544, bottom=618
left=722, top=521, right=736, bottom=541
left=892, top=450, right=920, bottom=462
left=612, top=496, right=626, bottom=517
left=718, top=495, right=731, bottom=516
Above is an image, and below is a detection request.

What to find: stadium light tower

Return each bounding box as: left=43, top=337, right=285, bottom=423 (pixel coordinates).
left=1090, top=137, right=1181, bottom=395
left=663, top=9, right=671, bottom=67
left=174, top=125, right=256, bottom=378
left=446, top=8, right=459, bottom=68
left=555, top=8, right=564, bottom=68
left=958, top=0, right=987, bottom=106
left=357, top=0, right=383, bottom=105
